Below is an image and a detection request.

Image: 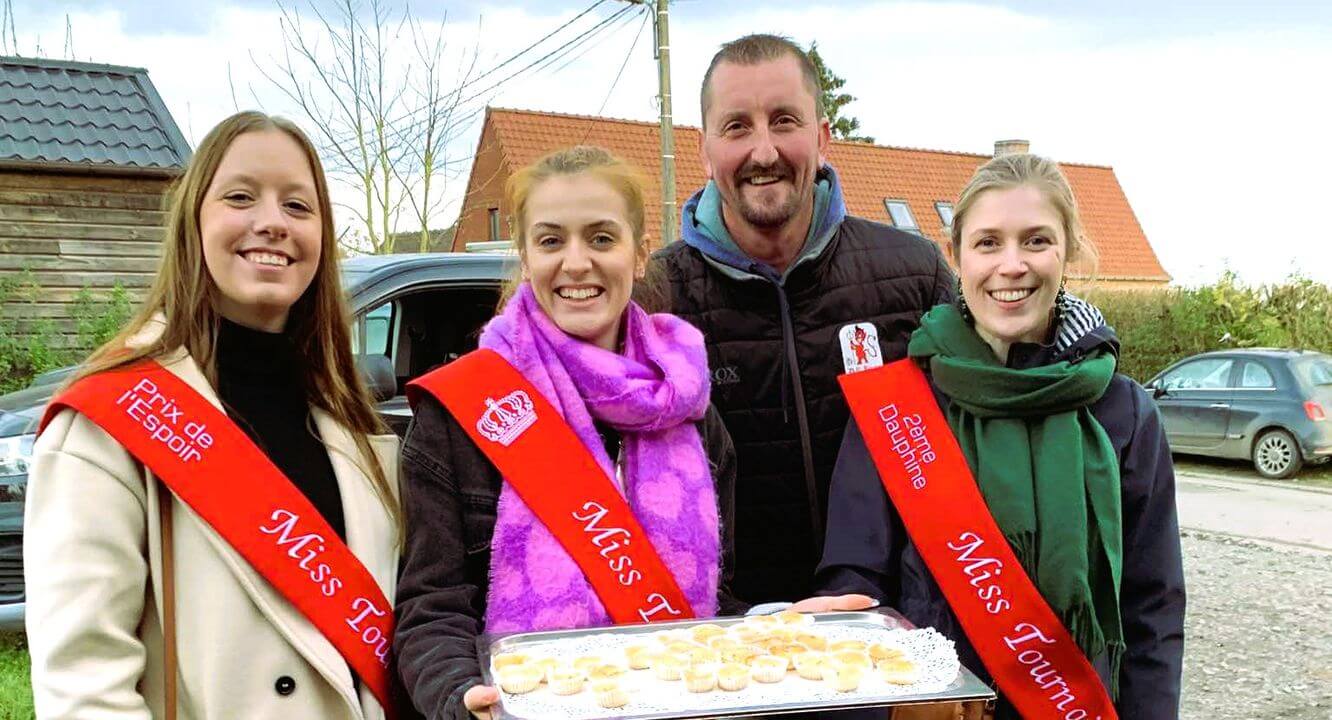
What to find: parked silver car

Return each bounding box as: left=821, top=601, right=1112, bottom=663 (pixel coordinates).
left=1145, top=349, right=1332, bottom=479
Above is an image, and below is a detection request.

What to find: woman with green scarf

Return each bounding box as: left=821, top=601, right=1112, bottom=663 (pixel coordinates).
left=816, top=154, right=1184, bottom=719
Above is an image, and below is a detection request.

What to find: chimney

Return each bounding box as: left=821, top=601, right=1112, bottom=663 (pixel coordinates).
left=994, top=139, right=1030, bottom=156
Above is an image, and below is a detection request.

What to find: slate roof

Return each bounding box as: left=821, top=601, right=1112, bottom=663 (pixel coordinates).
left=0, top=56, right=191, bottom=173
left=474, top=107, right=1169, bottom=282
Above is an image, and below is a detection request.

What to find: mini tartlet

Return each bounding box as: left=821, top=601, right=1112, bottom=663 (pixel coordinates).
left=775, top=609, right=815, bottom=627
left=624, top=644, right=656, bottom=670
left=868, top=642, right=906, bottom=663
left=830, top=650, right=873, bottom=670
left=496, top=664, right=542, bottom=695
left=826, top=663, right=864, bottom=692
left=683, top=662, right=719, bottom=693
left=492, top=652, right=529, bottom=670
left=750, top=654, right=789, bottom=683
left=717, top=662, right=751, bottom=691
left=795, top=632, right=828, bottom=651
left=828, top=639, right=868, bottom=654
left=652, top=653, right=686, bottom=681
left=793, top=651, right=829, bottom=681
left=592, top=679, right=630, bottom=709
left=878, top=657, right=921, bottom=685
left=548, top=667, right=585, bottom=696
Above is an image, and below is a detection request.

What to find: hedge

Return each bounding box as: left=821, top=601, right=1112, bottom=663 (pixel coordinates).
left=1091, top=273, right=1332, bottom=382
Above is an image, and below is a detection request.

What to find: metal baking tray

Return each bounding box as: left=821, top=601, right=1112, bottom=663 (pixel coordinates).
left=477, top=608, right=995, bottom=719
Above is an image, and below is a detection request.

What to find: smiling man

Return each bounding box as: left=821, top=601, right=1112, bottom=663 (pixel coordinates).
left=652, top=34, right=955, bottom=604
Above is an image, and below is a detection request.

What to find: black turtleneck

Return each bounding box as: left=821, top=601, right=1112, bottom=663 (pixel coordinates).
left=215, top=318, right=345, bottom=540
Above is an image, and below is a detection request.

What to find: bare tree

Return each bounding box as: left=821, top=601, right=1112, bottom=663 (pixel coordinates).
left=256, top=0, right=479, bottom=254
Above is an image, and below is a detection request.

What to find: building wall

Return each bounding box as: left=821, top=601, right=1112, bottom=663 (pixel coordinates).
left=452, top=125, right=511, bottom=252
left=0, top=169, right=170, bottom=347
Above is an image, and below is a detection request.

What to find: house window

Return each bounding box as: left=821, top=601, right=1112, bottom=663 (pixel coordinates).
left=884, top=200, right=918, bottom=233
left=488, top=208, right=501, bottom=242
left=935, top=202, right=955, bottom=228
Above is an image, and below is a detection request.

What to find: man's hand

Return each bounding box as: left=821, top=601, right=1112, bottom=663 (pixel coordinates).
left=787, top=593, right=878, bottom=613
left=463, top=684, right=500, bottom=720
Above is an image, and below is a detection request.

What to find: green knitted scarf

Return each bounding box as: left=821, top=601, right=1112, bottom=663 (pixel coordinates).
left=908, top=303, right=1125, bottom=693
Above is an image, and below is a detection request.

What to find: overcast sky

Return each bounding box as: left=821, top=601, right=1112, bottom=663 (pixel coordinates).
left=9, top=0, right=1331, bottom=286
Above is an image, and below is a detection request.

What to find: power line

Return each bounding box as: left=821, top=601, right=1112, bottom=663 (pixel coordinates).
left=580, top=5, right=650, bottom=146
left=457, top=0, right=609, bottom=92
left=456, top=4, right=636, bottom=107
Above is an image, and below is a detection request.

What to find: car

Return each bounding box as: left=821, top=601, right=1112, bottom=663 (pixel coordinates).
left=1145, top=349, right=1332, bottom=479
left=0, top=252, right=514, bottom=630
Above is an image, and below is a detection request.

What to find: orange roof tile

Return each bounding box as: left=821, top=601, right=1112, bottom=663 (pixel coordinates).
left=481, top=107, right=1168, bottom=281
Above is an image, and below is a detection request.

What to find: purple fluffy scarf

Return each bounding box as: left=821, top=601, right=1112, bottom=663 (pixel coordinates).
left=480, top=283, right=720, bottom=633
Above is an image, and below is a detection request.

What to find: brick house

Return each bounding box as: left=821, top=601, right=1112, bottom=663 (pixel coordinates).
left=453, top=107, right=1169, bottom=289
left=0, top=56, right=191, bottom=346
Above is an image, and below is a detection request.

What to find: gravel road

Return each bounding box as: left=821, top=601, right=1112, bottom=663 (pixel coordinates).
left=1181, top=530, right=1332, bottom=720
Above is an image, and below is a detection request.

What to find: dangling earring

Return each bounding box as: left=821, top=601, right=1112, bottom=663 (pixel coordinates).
left=1052, top=277, right=1068, bottom=327
left=955, top=277, right=973, bottom=323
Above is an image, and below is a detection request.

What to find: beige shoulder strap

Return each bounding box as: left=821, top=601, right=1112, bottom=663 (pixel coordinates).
left=158, top=482, right=178, bottom=720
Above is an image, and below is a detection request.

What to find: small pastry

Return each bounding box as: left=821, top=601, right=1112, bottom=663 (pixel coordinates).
left=878, top=657, right=920, bottom=685
left=750, top=654, right=789, bottom=683
left=770, top=643, right=808, bottom=663
left=707, top=635, right=741, bottom=650
left=496, top=664, right=542, bottom=694
left=624, top=644, right=656, bottom=670
left=826, top=662, right=864, bottom=692
left=766, top=626, right=797, bottom=643
left=775, top=609, right=815, bottom=626
left=588, top=663, right=627, bottom=680
left=720, top=644, right=764, bottom=665
left=492, top=652, right=529, bottom=670
left=795, top=632, right=828, bottom=652
left=868, top=643, right=906, bottom=664
left=690, top=623, right=727, bottom=643
left=573, top=654, right=606, bottom=675
left=743, top=613, right=780, bottom=628
left=793, top=651, right=829, bottom=681
left=532, top=657, right=558, bottom=682
left=831, top=650, right=872, bottom=671
left=683, top=662, right=719, bottom=693
left=652, top=653, right=686, bottom=681
left=667, top=640, right=701, bottom=655
left=717, top=662, right=751, bottom=691
left=730, top=626, right=769, bottom=645
left=592, top=679, right=630, bottom=709
left=652, top=629, right=684, bottom=645
left=687, top=647, right=722, bottom=666
left=828, top=639, right=868, bottom=654
left=549, top=666, right=586, bottom=696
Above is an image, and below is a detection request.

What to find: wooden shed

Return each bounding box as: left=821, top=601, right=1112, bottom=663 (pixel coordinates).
left=0, top=56, right=190, bottom=347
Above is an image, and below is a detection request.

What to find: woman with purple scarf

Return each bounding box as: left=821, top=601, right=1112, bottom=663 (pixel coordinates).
left=393, top=147, right=870, bottom=720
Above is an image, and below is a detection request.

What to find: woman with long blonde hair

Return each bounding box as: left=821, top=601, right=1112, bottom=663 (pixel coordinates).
left=25, top=111, right=401, bottom=719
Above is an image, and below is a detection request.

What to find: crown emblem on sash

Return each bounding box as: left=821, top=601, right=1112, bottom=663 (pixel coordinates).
left=477, top=390, right=537, bottom=446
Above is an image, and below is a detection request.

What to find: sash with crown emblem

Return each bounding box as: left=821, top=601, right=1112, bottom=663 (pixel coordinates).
left=39, top=360, right=397, bottom=715
left=839, top=359, right=1118, bottom=719
left=407, top=349, right=696, bottom=626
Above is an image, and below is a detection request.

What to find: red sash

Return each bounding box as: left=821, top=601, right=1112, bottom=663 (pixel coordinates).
left=40, top=361, right=396, bottom=714
left=840, top=360, right=1117, bottom=720
left=407, top=349, right=695, bottom=625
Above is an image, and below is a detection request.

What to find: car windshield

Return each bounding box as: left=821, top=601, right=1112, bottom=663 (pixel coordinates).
left=1297, top=357, right=1332, bottom=386
left=0, top=405, right=40, bottom=439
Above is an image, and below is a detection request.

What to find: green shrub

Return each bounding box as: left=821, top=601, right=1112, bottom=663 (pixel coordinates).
left=0, top=275, right=134, bottom=393
left=1094, top=273, right=1332, bottom=382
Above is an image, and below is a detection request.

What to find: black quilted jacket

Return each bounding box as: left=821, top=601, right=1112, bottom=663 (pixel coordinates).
left=655, top=207, right=954, bottom=603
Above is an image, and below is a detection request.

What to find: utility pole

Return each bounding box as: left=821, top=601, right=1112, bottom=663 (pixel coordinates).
left=653, top=0, right=676, bottom=247
left=623, top=0, right=676, bottom=247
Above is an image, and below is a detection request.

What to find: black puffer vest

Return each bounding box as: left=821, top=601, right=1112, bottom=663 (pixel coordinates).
left=655, top=215, right=954, bottom=602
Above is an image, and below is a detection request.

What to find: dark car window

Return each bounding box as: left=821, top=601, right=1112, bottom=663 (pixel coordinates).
left=1161, top=358, right=1234, bottom=390
left=1239, top=361, right=1275, bottom=389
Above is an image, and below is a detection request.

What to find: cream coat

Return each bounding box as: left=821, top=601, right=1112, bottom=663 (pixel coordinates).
left=24, top=336, right=400, bottom=720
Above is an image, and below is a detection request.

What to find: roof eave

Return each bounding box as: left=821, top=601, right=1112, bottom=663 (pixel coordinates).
left=0, top=158, right=183, bottom=178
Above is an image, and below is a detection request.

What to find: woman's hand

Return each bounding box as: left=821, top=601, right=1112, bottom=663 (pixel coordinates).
left=788, top=593, right=878, bottom=613
left=464, top=684, right=500, bottom=720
